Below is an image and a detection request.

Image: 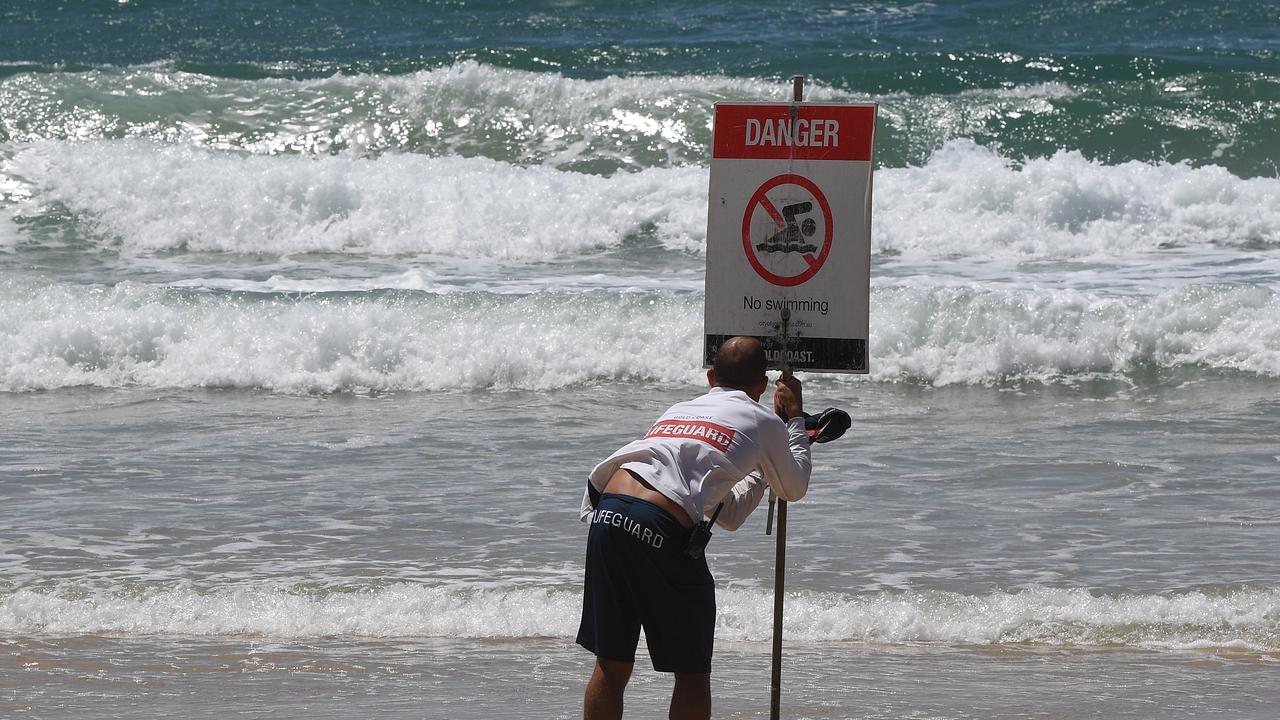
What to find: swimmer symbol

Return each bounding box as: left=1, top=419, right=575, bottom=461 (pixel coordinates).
left=755, top=201, right=818, bottom=254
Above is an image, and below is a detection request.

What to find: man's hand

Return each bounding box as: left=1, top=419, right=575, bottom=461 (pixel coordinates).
left=773, top=374, right=803, bottom=421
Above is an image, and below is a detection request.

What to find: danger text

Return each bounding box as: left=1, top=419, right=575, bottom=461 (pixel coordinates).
left=745, top=118, right=839, bottom=148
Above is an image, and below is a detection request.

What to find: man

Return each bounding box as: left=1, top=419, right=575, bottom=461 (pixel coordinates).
left=577, top=336, right=812, bottom=720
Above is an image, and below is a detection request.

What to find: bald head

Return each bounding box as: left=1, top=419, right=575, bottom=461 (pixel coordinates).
left=711, top=336, right=768, bottom=392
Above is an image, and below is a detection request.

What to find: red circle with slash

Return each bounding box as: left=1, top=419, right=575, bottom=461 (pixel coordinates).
left=741, top=173, right=834, bottom=287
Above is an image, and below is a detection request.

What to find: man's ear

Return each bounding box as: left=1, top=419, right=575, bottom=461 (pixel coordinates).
left=707, top=368, right=717, bottom=388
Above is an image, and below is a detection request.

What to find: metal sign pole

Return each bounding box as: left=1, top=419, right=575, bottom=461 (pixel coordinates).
left=767, top=72, right=805, bottom=720
left=769, top=493, right=787, bottom=719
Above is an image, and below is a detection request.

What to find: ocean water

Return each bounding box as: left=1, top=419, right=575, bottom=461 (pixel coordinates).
left=2, top=2, right=1279, bottom=718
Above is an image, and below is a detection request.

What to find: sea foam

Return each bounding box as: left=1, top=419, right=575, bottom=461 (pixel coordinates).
left=6, top=138, right=1277, bottom=263
left=878, top=140, right=1280, bottom=260
left=5, top=139, right=708, bottom=257
left=0, top=282, right=701, bottom=392
left=3, top=582, right=1276, bottom=651
left=3, top=281, right=1279, bottom=391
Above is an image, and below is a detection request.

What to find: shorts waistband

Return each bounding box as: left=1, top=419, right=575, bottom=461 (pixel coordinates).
left=591, top=493, right=691, bottom=552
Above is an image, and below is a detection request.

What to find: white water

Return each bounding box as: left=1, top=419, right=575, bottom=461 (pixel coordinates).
left=3, top=280, right=1278, bottom=391
left=5, top=133, right=1279, bottom=395
left=4, top=582, right=1275, bottom=651
left=4, top=140, right=708, bottom=257
left=6, top=139, right=1277, bottom=268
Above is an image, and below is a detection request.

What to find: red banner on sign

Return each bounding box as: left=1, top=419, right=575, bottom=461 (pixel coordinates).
left=713, top=103, right=876, bottom=162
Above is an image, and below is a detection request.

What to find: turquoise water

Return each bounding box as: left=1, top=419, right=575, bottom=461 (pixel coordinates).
left=2, top=2, right=1279, bottom=718
left=3, top=1, right=1278, bottom=175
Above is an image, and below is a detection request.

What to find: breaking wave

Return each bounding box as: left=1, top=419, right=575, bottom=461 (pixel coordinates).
left=4, top=582, right=1276, bottom=651
left=3, top=281, right=1279, bottom=392
left=2, top=60, right=1274, bottom=175
left=4, top=138, right=1277, bottom=261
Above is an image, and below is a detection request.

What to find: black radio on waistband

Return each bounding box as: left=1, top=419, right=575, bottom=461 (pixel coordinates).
left=683, top=503, right=724, bottom=560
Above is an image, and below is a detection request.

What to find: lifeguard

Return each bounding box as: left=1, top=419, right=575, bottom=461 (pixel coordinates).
left=576, top=336, right=812, bottom=720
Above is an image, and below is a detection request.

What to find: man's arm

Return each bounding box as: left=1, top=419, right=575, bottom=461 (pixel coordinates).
left=712, top=472, right=768, bottom=531
left=756, top=374, right=811, bottom=502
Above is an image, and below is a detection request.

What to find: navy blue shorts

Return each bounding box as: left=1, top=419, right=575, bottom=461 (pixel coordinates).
left=577, top=493, right=715, bottom=673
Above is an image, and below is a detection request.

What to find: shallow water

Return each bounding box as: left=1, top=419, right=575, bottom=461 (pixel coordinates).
left=4, top=636, right=1278, bottom=719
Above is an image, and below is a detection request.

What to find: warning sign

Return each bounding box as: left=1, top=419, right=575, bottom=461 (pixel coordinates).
left=704, top=102, right=876, bottom=373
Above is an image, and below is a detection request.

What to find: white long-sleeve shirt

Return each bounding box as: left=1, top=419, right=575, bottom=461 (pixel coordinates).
left=579, top=386, right=811, bottom=531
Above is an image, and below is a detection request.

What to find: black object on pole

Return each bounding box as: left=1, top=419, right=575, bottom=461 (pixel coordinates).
left=768, top=71, right=805, bottom=720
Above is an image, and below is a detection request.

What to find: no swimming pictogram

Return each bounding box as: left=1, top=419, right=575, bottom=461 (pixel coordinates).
left=741, top=173, right=833, bottom=287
